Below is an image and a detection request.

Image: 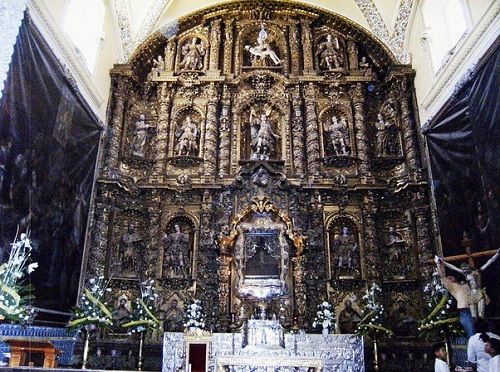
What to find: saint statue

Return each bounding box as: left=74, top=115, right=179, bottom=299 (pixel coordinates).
left=324, top=115, right=350, bottom=156
left=151, top=55, right=165, bottom=77
left=162, top=224, right=191, bottom=278
left=163, top=299, right=185, bottom=332
left=112, top=298, right=131, bottom=333
left=375, top=113, right=399, bottom=156
left=131, top=114, right=152, bottom=158
left=179, top=38, right=206, bottom=71
left=245, top=25, right=282, bottom=66
left=332, top=226, right=359, bottom=277
left=316, top=34, right=343, bottom=70
left=386, top=227, right=408, bottom=278
left=118, top=224, right=143, bottom=274
left=250, top=107, right=279, bottom=160
left=438, top=249, right=500, bottom=319
left=175, top=116, right=199, bottom=157
left=338, top=300, right=361, bottom=334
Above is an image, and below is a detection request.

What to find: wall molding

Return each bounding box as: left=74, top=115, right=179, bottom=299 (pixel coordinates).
left=420, top=1, right=499, bottom=123
left=27, top=0, right=104, bottom=119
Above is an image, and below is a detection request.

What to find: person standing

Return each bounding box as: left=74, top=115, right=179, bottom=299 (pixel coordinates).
left=434, top=343, right=451, bottom=372
left=468, top=319, right=500, bottom=372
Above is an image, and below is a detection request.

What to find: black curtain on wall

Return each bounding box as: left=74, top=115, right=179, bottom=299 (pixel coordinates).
left=0, top=14, right=102, bottom=312
left=424, top=39, right=500, bottom=316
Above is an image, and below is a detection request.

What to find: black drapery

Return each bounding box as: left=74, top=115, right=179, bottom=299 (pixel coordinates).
left=0, top=14, right=102, bottom=312
left=424, top=39, right=500, bottom=315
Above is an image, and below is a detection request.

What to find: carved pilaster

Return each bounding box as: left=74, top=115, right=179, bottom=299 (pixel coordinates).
left=87, top=201, right=111, bottom=279
left=361, top=192, right=380, bottom=280
left=217, top=255, right=232, bottom=316
left=397, top=77, right=421, bottom=176
left=103, top=75, right=131, bottom=177
left=152, top=83, right=173, bottom=181
left=218, top=85, right=231, bottom=178
left=304, top=84, right=321, bottom=177
left=412, top=194, right=434, bottom=282
left=223, top=20, right=234, bottom=75
left=209, top=19, right=222, bottom=72
left=291, top=86, right=305, bottom=177
left=203, top=84, right=219, bottom=180
left=289, top=24, right=301, bottom=75
left=300, top=20, right=314, bottom=74
left=292, top=255, right=306, bottom=324
left=350, top=83, right=372, bottom=182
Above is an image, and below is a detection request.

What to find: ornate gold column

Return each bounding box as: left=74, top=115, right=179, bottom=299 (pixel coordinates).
left=223, top=20, right=234, bottom=75
left=103, top=74, right=131, bottom=177
left=203, top=83, right=219, bottom=180
left=218, top=85, right=231, bottom=178
left=350, top=83, right=372, bottom=182
left=304, top=83, right=321, bottom=177
left=289, top=23, right=301, bottom=75
left=209, top=19, right=222, bottom=73
left=292, top=254, right=306, bottom=325
left=397, top=77, right=421, bottom=176
left=291, top=85, right=305, bottom=178
left=152, top=83, right=173, bottom=181
left=300, top=20, right=314, bottom=74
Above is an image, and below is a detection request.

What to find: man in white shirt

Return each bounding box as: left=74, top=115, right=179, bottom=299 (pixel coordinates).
left=434, top=343, right=451, bottom=372
left=468, top=319, right=500, bottom=372
left=485, top=338, right=500, bottom=372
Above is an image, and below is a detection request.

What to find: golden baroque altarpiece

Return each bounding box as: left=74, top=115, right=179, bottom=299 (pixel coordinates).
left=83, top=1, right=434, bottom=338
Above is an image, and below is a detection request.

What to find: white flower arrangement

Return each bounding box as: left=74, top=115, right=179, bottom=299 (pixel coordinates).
left=356, top=283, right=393, bottom=338
left=312, top=301, right=335, bottom=331
left=68, top=276, right=113, bottom=329
left=184, top=299, right=205, bottom=329
left=122, top=279, right=161, bottom=334
left=0, top=230, right=37, bottom=323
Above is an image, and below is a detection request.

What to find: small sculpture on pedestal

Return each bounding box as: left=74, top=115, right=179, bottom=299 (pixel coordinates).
left=250, top=106, right=279, bottom=160
left=316, top=34, right=343, bottom=70
left=131, top=114, right=153, bottom=158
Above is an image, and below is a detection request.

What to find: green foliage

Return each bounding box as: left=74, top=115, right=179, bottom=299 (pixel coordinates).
left=356, top=283, right=393, bottom=339
left=121, top=279, right=161, bottom=334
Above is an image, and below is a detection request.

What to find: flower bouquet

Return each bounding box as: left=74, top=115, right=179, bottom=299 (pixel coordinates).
left=0, top=230, right=37, bottom=323
left=356, top=282, right=393, bottom=338
left=184, top=299, right=205, bottom=331
left=312, top=301, right=335, bottom=335
left=122, top=279, right=161, bottom=334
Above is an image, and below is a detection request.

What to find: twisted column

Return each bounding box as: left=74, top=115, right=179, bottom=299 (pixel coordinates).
left=203, top=83, right=219, bottom=180
left=152, top=83, right=173, bottom=181
left=350, top=83, right=372, bottom=182
left=103, top=75, right=131, bottom=178
left=304, top=84, right=321, bottom=177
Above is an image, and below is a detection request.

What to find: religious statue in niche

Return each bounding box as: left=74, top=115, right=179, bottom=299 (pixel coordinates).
left=117, top=223, right=143, bottom=276
left=338, top=299, right=362, bottom=334
left=329, top=221, right=361, bottom=278
left=374, top=111, right=400, bottom=156
left=316, top=34, right=344, bottom=70
left=385, top=226, right=409, bottom=279
left=162, top=222, right=193, bottom=279
left=148, top=55, right=165, bottom=79
left=179, top=37, right=206, bottom=71
left=244, top=25, right=282, bottom=66
left=175, top=115, right=200, bottom=157
left=359, top=56, right=374, bottom=77
left=131, top=114, right=153, bottom=158
left=323, top=115, right=350, bottom=156
left=249, top=105, right=279, bottom=160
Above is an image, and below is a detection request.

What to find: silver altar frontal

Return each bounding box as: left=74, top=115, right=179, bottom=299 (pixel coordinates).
left=162, top=331, right=364, bottom=372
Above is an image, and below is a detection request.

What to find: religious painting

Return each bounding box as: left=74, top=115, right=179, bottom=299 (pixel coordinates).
left=244, top=232, right=280, bottom=278
left=111, top=293, right=133, bottom=334
left=162, top=216, right=195, bottom=279
left=337, top=297, right=362, bottom=334
left=160, top=295, right=185, bottom=332
left=327, top=215, right=361, bottom=279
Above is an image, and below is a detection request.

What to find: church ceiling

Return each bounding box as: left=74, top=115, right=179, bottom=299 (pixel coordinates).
left=111, top=0, right=416, bottom=64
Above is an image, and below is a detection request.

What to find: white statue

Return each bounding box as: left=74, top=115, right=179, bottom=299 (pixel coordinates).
left=324, top=115, right=350, bottom=156
left=179, top=38, right=206, bottom=71
left=131, top=114, right=152, bottom=158
left=250, top=106, right=279, bottom=160
left=175, top=116, right=199, bottom=156
left=245, top=25, right=281, bottom=66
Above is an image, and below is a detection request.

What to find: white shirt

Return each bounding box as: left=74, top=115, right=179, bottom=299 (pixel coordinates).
left=468, top=333, right=500, bottom=372
left=435, top=358, right=450, bottom=372
left=489, top=355, right=500, bottom=372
